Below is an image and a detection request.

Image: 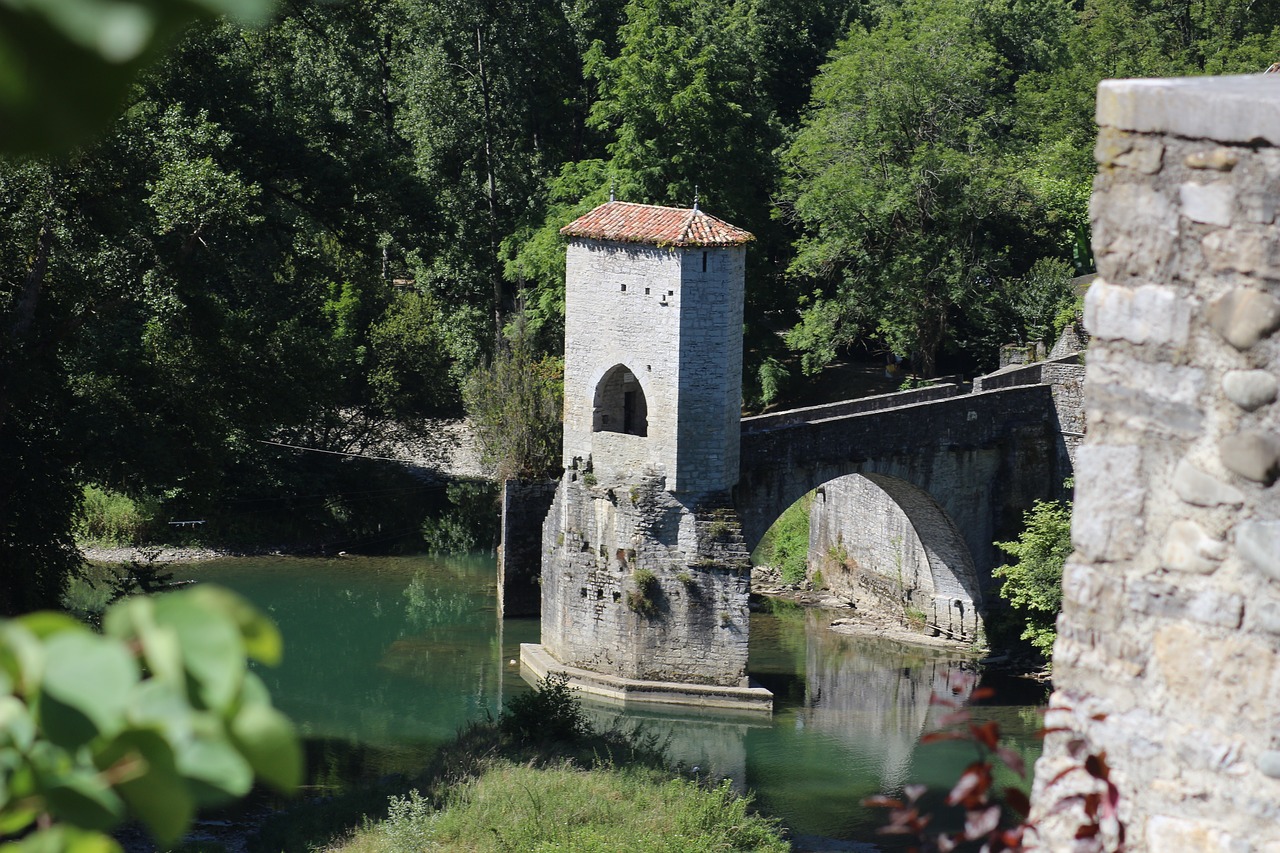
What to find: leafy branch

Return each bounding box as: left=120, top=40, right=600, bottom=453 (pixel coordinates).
left=0, top=586, right=300, bottom=853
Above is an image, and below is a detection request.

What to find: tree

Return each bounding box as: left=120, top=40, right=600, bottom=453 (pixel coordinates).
left=994, top=495, right=1073, bottom=659
left=463, top=313, right=563, bottom=482
left=780, top=0, right=1059, bottom=377
left=395, top=0, right=589, bottom=341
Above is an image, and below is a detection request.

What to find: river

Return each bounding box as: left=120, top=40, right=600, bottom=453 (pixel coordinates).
left=177, top=553, right=1045, bottom=849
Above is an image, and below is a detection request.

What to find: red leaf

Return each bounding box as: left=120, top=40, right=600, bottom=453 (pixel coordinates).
left=1075, top=823, right=1101, bottom=839
left=997, top=746, right=1026, bottom=777
left=970, top=720, right=1001, bottom=750
left=922, top=731, right=969, bottom=744
left=1084, top=752, right=1111, bottom=780
left=1045, top=766, right=1079, bottom=788
left=1036, top=726, right=1074, bottom=739
left=947, top=763, right=993, bottom=808
left=965, top=804, right=1002, bottom=839
left=1046, top=795, right=1086, bottom=816
left=1003, top=787, right=1031, bottom=818
left=970, top=687, right=997, bottom=702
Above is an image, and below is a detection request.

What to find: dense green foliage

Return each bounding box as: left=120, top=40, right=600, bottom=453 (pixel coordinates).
left=994, top=497, right=1073, bottom=658
left=462, top=315, right=564, bottom=482
left=0, top=587, right=299, bottom=852
left=752, top=492, right=813, bottom=585
left=3, top=0, right=1277, bottom=612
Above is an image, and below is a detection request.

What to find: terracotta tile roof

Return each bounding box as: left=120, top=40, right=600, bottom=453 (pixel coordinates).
left=560, top=201, right=754, bottom=247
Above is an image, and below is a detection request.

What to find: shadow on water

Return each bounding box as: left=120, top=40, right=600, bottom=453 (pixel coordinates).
left=178, top=556, right=1045, bottom=846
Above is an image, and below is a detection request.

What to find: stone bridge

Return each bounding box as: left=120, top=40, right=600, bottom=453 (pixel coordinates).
left=731, top=356, right=1082, bottom=639
left=502, top=353, right=1083, bottom=644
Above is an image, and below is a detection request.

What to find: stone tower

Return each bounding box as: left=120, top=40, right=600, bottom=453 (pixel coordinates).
left=558, top=201, right=752, bottom=493
left=520, top=201, right=771, bottom=709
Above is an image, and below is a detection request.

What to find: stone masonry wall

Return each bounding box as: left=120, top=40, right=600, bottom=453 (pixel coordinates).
left=562, top=239, right=745, bottom=494
left=1032, top=77, right=1280, bottom=852
left=808, top=474, right=983, bottom=641
left=540, top=469, right=752, bottom=686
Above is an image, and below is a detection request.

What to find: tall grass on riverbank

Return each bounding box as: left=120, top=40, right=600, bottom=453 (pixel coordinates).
left=252, top=675, right=787, bottom=853
left=78, top=484, right=161, bottom=545
left=332, top=763, right=788, bottom=853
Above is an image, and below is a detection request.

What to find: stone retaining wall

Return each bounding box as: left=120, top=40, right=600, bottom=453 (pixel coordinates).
left=1032, top=76, right=1280, bottom=852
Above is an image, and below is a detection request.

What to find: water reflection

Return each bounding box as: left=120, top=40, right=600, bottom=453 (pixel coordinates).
left=178, top=555, right=1041, bottom=844
left=577, top=606, right=989, bottom=840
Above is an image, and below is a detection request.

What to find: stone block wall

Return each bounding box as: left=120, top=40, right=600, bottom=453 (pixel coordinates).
left=539, top=470, right=752, bottom=686
left=561, top=239, right=745, bottom=494
left=1032, top=77, right=1280, bottom=852
left=808, top=474, right=982, bottom=641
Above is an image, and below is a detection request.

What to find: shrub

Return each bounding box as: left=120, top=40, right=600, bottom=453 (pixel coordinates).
left=498, top=673, right=592, bottom=743
left=627, top=568, right=659, bottom=615
left=78, top=484, right=161, bottom=545
left=751, top=492, right=812, bottom=585
left=463, top=312, right=563, bottom=482
left=0, top=587, right=299, bottom=852
left=994, top=496, right=1073, bottom=659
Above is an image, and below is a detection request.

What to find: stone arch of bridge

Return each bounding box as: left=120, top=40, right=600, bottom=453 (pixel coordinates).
left=739, top=463, right=985, bottom=640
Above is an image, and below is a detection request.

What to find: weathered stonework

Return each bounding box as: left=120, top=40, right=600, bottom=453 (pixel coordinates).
left=540, top=471, right=752, bottom=686
left=1032, top=77, right=1280, bottom=852
left=808, top=473, right=983, bottom=641
left=528, top=203, right=767, bottom=705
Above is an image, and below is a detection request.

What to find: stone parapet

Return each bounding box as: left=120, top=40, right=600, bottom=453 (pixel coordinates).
left=1032, top=76, right=1280, bottom=852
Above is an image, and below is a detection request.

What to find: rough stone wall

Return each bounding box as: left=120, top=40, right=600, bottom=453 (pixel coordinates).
left=1032, top=77, right=1280, bottom=852
left=497, top=479, right=558, bottom=617
left=540, top=469, right=752, bottom=686
left=808, top=474, right=983, bottom=641
left=562, top=239, right=744, bottom=494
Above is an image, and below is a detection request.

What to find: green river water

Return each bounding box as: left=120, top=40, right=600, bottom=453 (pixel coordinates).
left=178, top=553, right=1045, bottom=848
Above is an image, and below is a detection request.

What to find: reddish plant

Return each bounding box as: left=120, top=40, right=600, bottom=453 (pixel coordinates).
left=864, top=674, right=1124, bottom=853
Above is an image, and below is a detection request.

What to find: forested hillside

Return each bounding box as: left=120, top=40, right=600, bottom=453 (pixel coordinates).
left=3, top=0, right=1278, bottom=611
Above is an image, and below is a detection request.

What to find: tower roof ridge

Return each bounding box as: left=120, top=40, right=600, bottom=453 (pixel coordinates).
left=560, top=200, right=754, bottom=247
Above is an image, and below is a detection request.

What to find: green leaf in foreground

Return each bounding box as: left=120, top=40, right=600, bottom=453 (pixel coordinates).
left=94, top=730, right=193, bottom=846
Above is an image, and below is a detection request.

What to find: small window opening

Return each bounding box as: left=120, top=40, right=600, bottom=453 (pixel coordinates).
left=644, top=287, right=650, bottom=295
left=620, top=283, right=627, bottom=292
left=702, top=251, right=708, bottom=272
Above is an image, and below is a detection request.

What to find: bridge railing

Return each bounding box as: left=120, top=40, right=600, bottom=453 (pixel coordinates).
left=741, top=383, right=961, bottom=434
left=970, top=353, right=1082, bottom=392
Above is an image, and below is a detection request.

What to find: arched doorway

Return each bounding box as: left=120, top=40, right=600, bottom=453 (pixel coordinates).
left=593, top=364, right=648, bottom=437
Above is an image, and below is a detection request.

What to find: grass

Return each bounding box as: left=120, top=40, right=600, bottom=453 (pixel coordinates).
left=326, top=763, right=787, bottom=853
left=254, top=677, right=787, bottom=853
left=77, top=484, right=160, bottom=546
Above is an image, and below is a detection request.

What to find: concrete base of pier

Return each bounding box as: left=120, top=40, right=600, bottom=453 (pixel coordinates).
left=519, top=643, right=773, bottom=714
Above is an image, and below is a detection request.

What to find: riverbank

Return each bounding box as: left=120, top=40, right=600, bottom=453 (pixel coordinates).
left=750, top=565, right=1052, bottom=680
